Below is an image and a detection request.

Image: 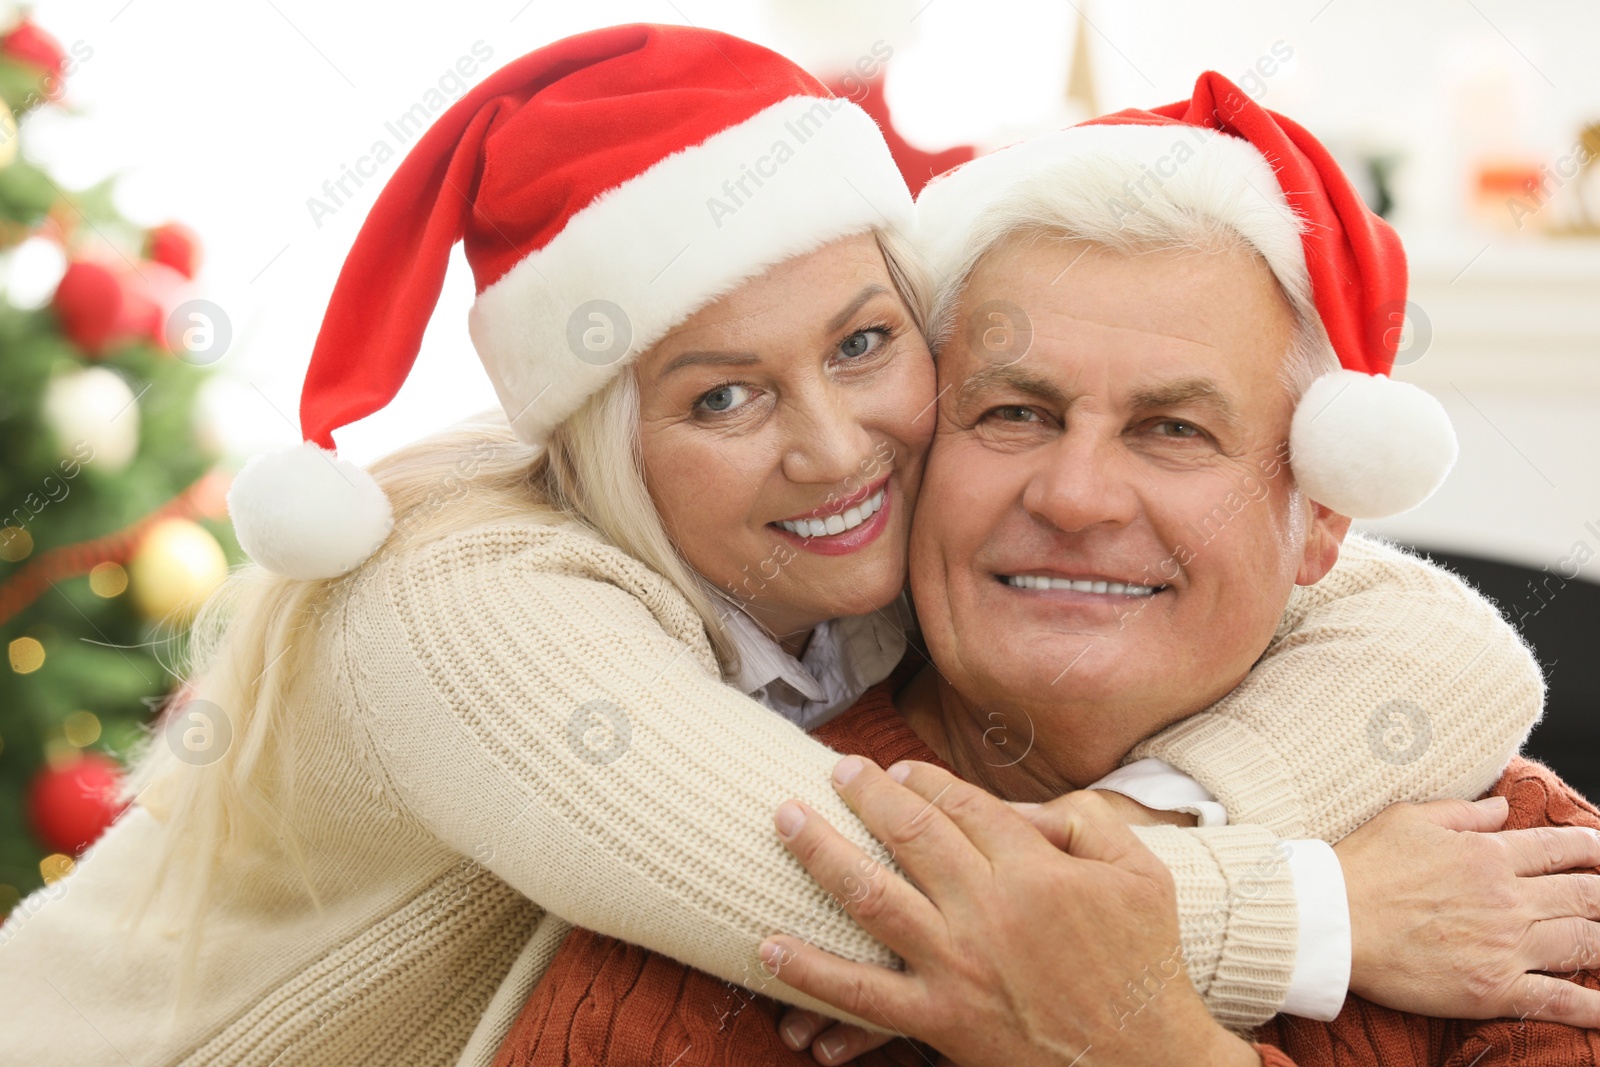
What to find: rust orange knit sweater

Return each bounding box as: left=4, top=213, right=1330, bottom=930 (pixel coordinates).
left=1252, top=755, right=1600, bottom=1066
left=493, top=683, right=1600, bottom=1067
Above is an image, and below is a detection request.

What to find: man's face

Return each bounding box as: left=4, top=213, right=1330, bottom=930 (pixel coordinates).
left=909, top=235, right=1348, bottom=781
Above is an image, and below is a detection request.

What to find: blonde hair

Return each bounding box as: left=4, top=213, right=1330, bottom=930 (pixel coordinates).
left=119, top=226, right=933, bottom=1001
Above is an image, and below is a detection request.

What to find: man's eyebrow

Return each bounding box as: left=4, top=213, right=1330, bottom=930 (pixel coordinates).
left=1128, top=378, right=1240, bottom=429
left=658, top=285, right=891, bottom=378
left=956, top=363, right=1069, bottom=409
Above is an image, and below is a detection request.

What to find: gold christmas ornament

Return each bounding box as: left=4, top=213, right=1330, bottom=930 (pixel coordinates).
left=0, top=526, right=31, bottom=562
left=8, top=635, right=44, bottom=673
left=127, top=518, right=227, bottom=623
left=87, top=560, right=128, bottom=597
left=63, top=710, right=101, bottom=747
left=39, top=853, right=74, bottom=884
left=42, top=736, right=79, bottom=769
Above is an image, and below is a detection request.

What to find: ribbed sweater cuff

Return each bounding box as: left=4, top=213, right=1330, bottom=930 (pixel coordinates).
left=1201, top=830, right=1300, bottom=1033
left=1131, top=712, right=1311, bottom=840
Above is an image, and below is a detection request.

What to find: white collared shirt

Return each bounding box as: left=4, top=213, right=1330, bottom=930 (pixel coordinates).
left=721, top=592, right=914, bottom=731
left=718, top=601, right=1350, bottom=1021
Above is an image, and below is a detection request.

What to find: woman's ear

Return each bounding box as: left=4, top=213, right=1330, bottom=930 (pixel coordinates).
left=1296, top=500, right=1352, bottom=586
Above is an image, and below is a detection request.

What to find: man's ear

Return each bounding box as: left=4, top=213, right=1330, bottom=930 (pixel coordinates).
left=1296, top=499, right=1352, bottom=586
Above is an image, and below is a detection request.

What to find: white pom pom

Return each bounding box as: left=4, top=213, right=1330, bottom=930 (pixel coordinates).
left=226, top=441, right=393, bottom=579
left=1289, top=370, right=1458, bottom=519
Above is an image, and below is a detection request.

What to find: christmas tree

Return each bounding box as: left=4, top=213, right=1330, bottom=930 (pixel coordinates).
left=0, top=10, right=240, bottom=919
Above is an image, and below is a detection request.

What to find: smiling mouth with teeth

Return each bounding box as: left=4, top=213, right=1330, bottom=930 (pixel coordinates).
left=1000, top=574, right=1166, bottom=597
left=773, top=486, right=887, bottom=538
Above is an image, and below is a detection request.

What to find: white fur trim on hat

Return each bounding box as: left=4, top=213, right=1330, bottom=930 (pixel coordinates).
left=469, top=94, right=915, bottom=446
left=227, top=441, right=394, bottom=580
left=915, top=122, right=1313, bottom=314
left=1290, top=370, right=1458, bottom=519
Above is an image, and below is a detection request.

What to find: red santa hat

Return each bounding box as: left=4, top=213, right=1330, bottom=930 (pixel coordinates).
left=227, top=23, right=913, bottom=579
left=915, top=71, right=1456, bottom=520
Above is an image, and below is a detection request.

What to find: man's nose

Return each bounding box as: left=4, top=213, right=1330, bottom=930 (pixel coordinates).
left=1021, top=428, right=1140, bottom=535
left=780, top=391, right=877, bottom=487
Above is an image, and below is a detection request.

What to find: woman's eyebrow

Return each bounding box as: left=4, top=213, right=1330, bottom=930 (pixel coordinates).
left=826, top=284, right=890, bottom=333
left=659, top=350, right=761, bottom=376
left=659, top=284, right=892, bottom=378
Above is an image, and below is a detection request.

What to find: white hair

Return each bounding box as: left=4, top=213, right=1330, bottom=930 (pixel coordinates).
left=920, top=130, right=1341, bottom=400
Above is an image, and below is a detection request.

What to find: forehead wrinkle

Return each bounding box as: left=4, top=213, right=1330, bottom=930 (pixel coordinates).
left=1036, top=309, right=1222, bottom=351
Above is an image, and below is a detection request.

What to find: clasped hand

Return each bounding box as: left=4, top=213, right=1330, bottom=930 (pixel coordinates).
left=765, top=757, right=1600, bottom=1065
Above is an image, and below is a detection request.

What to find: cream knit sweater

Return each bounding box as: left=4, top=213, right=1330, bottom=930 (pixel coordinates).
left=0, top=522, right=1542, bottom=1063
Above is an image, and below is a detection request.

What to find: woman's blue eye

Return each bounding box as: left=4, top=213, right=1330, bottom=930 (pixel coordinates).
left=697, top=383, right=752, bottom=414
left=837, top=328, right=887, bottom=361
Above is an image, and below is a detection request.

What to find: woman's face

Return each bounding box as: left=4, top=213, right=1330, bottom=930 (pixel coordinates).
left=638, top=232, right=936, bottom=649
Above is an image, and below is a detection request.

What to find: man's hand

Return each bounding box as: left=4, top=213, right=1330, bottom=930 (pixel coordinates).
left=774, top=789, right=1197, bottom=1063
left=761, top=755, right=1262, bottom=1067
left=1339, top=794, right=1600, bottom=1026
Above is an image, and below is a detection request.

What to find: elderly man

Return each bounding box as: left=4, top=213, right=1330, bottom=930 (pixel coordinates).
left=491, top=76, right=1600, bottom=1066
left=746, top=76, right=1600, bottom=1065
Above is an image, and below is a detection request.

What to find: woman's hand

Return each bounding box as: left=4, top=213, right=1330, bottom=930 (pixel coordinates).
left=775, top=1007, right=889, bottom=1065
left=760, top=755, right=1263, bottom=1067
left=1075, top=789, right=1200, bottom=827
left=1338, top=795, right=1600, bottom=1026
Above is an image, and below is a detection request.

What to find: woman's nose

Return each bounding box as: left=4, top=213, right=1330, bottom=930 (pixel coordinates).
left=780, top=392, right=878, bottom=487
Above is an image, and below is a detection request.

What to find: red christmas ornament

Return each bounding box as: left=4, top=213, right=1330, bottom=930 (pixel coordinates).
left=0, top=20, right=68, bottom=101
left=146, top=222, right=202, bottom=280
left=25, top=752, right=127, bottom=855
left=52, top=259, right=168, bottom=356
left=52, top=260, right=122, bottom=354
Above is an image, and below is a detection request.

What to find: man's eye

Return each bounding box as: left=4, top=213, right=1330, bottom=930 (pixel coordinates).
left=696, top=384, right=753, bottom=414
left=837, top=328, right=889, bottom=361
left=988, top=405, right=1042, bottom=423
left=1153, top=419, right=1202, bottom=438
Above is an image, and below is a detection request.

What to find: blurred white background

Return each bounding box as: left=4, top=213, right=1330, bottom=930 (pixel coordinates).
left=12, top=0, right=1600, bottom=580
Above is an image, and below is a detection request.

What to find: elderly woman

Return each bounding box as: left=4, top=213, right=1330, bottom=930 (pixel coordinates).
left=0, top=28, right=1563, bottom=1067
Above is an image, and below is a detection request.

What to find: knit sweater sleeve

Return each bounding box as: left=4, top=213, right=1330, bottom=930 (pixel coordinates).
left=1131, top=824, right=1298, bottom=1033
left=338, top=522, right=1297, bottom=1030
left=1128, top=532, right=1544, bottom=842
left=339, top=522, right=901, bottom=1023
